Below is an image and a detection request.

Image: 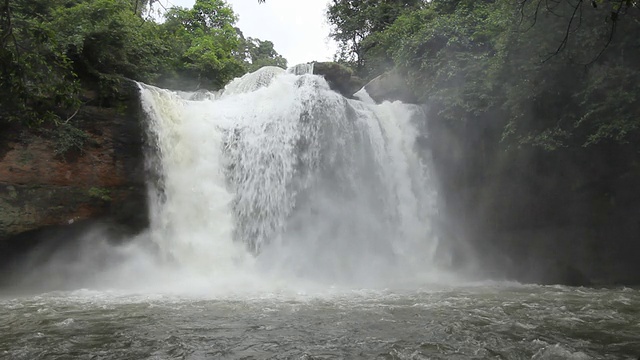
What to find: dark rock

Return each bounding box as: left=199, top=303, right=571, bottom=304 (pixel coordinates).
left=535, top=261, right=592, bottom=287
left=363, top=69, right=417, bottom=104
left=312, top=62, right=365, bottom=98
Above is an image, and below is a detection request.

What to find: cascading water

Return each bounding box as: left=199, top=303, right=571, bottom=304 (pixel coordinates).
left=138, top=66, right=441, bottom=286
left=286, top=62, right=315, bottom=75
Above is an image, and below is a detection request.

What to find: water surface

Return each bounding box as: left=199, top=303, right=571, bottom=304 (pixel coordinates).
left=2, top=284, right=638, bottom=359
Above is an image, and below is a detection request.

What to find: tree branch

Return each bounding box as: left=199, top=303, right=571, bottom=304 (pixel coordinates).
left=584, top=0, right=624, bottom=64
left=543, top=0, right=584, bottom=62
left=519, top=0, right=544, bottom=31
left=63, top=106, right=81, bottom=124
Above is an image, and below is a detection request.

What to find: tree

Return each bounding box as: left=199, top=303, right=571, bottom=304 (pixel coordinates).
left=238, top=35, right=287, bottom=72
left=1, top=0, right=80, bottom=126
left=326, top=0, right=421, bottom=74
left=161, top=0, right=245, bottom=89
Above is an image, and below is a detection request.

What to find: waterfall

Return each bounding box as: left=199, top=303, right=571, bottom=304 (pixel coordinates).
left=286, top=62, right=315, bottom=75
left=138, top=66, right=441, bottom=285
left=221, top=66, right=285, bottom=97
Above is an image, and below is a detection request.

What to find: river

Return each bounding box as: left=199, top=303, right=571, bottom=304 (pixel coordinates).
left=1, top=284, right=638, bottom=359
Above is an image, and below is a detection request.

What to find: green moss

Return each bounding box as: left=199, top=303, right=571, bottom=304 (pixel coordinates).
left=88, top=187, right=112, bottom=202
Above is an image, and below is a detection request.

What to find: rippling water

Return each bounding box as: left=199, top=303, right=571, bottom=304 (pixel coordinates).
left=1, top=285, right=638, bottom=359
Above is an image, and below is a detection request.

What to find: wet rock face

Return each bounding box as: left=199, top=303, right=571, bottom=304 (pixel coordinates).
left=363, top=69, right=417, bottom=104
left=303, top=63, right=415, bottom=103
left=312, top=62, right=365, bottom=98
left=0, top=81, right=148, bottom=243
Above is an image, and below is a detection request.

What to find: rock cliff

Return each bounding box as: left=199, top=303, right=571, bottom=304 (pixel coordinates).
left=0, top=80, right=148, bottom=268
left=362, top=69, right=417, bottom=104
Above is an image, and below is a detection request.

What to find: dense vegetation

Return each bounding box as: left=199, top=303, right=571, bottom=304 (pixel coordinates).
left=327, top=0, right=639, bottom=149
left=326, top=0, right=640, bottom=282
left=0, top=0, right=285, bottom=128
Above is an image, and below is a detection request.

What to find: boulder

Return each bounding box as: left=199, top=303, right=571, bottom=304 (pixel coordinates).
left=363, top=68, right=417, bottom=104
left=531, top=260, right=593, bottom=287
left=312, top=62, right=365, bottom=98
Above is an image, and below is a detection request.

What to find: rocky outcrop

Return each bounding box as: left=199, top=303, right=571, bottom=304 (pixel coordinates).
left=312, top=62, right=365, bottom=98
left=363, top=69, right=417, bottom=104
left=0, top=80, right=148, bottom=244
left=307, top=63, right=416, bottom=103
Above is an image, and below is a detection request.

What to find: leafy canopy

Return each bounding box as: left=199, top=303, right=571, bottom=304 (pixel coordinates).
left=1, top=0, right=287, bottom=128
left=326, top=0, right=640, bottom=149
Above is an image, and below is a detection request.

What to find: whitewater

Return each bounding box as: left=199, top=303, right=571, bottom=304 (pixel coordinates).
left=1, top=66, right=638, bottom=359
left=135, top=65, right=448, bottom=291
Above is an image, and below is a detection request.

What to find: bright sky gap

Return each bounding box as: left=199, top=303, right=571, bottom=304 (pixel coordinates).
left=166, top=0, right=337, bottom=66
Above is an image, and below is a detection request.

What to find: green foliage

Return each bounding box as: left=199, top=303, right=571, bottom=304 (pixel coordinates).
left=497, top=0, right=640, bottom=149
left=161, top=0, right=246, bottom=89
left=51, top=0, right=169, bottom=81
left=326, top=0, right=421, bottom=75
left=239, top=36, right=287, bottom=72
left=52, top=122, right=89, bottom=156
left=1, top=0, right=286, bottom=130
left=1, top=0, right=81, bottom=126
left=330, top=0, right=640, bottom=150
left=382, top=1, right=509, bottom=117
